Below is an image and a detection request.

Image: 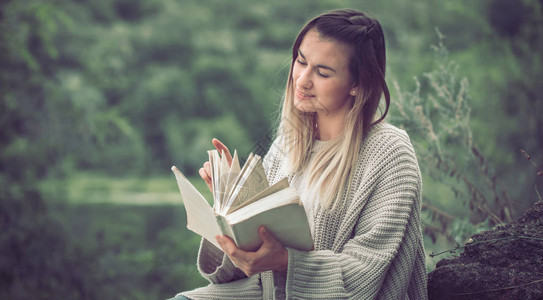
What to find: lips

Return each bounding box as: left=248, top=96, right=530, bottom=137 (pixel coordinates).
left=296, top=88, right=314, bottom=100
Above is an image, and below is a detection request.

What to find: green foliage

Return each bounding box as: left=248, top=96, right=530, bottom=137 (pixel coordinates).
left=392, top=33, right=512, bottom=245
left=0, top=182, right=94, bottom=300
left=165, top=114, right=252, bottom=175
left=57, top=203, right=207, bottom=299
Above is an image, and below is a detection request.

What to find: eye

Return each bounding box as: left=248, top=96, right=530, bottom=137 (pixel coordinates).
left=317, top=70, right=330, bottom=78
left=296, top=59, right=307, bottom=66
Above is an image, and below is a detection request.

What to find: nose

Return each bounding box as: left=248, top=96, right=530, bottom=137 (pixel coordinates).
left=296, top=68, right=313, bottom=90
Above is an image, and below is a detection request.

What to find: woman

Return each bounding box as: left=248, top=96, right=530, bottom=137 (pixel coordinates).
left=171, top=8, right=427, bottom=300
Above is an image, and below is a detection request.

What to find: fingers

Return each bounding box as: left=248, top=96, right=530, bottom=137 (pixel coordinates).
left=203, top=161, right=212, bottom=178
left=212, top=138, right=233, bottom=166
left=216, top=230, right=288, bottom=275
left=216, top=235, right=255, bottom=276
left=200, top=137, right=230, bottom=191
left=216, top=235, right=242, bottom=256
left=257, top=226, right=288, bottom=272
left=199, top=161, right=212, bottom=191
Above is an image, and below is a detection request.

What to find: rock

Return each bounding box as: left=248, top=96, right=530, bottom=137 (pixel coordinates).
left=427, top=200, right=543, bottom=300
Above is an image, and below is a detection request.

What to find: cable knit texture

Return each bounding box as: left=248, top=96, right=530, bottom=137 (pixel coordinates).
left=179, top=123, right=428, bottom=300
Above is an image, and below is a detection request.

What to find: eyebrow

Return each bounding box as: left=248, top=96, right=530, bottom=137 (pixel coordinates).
left=298, top=50, right=337, bottom=73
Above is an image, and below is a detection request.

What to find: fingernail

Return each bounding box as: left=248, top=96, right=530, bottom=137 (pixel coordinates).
left=260, top=226, right=266, bottom=233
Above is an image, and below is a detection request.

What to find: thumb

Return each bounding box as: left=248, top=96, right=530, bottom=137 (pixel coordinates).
left=259, top=226, right=277, bottom=245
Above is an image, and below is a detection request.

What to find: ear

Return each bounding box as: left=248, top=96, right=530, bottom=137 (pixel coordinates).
left=350, top=82, right=358, bottom=96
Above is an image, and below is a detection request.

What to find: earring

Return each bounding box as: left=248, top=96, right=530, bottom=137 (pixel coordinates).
left=350, top=90, right=356, bottom=96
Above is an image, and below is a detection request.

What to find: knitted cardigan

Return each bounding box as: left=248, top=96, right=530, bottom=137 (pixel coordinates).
left=179, top=123, right=428, bottom=299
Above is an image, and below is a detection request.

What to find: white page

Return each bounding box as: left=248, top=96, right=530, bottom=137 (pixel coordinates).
left=227, top=177, right=289, bottom=214
left=216, top=149, right=230, bottom=207
left=171, top=166, right=222, bottom=249
left=224, top=153, right=254, bottom=206
left=209, top=150, right=222, bottom=213
left=226, top=155, right=268, bottom=210
left=208, top=150, right=217, bottom=209
left=222, top=150, right=241, bottom=214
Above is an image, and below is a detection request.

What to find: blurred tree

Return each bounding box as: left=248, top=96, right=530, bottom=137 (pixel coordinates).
left=487, top=0, right=530, bottom=37
left=0, top=184, right=96, bottom=299
left=481, top=0, right=543, bottom=206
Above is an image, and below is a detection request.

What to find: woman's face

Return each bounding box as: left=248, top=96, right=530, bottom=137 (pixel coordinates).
left=292, top=29, right=355, bottom=118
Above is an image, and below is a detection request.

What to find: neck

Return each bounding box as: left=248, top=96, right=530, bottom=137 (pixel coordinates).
left=316, top=111, right=346, bottom=140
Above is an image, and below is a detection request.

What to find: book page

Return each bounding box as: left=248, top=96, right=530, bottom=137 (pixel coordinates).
left=209, top=150, right=223, bottom=213
left=171, top=166, right=222, bottom=249
left=216, top=149, right=230, bottom=208
left=224, top=155, right=269, bottom=211
left=227, top=177, right=289, bottom=214
left=208, top=150, right=218, bottom=211
left=223, top=153, right=254, bottom=205
left=221, top=150, right=240, bottom=214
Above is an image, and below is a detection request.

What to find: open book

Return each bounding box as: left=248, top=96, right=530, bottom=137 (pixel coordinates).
left=171, top=150, right=313, bottom=251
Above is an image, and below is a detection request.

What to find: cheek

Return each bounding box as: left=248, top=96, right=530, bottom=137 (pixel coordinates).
left=291, top=65, right=301, bottom=81
left=324, top=81, right=350, bottom=96
left=339, top=79, right=354, bottom=94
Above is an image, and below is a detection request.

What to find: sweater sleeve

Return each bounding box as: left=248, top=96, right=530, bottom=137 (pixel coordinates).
left=285, top=138, right=423, bottom=299
left=195, top=238, right=247, bottom=284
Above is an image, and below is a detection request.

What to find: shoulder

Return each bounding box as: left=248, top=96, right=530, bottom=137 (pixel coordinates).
left=366, top=122, right=412, bottom=146
left=345, top=123, right=422, bottom=224
left=353, top=123, right=420, bottom=185
left=360, top=123, right=416, bottom=158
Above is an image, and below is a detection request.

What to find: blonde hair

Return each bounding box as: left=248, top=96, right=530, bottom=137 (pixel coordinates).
left=277, top=9, right=390, bottom=209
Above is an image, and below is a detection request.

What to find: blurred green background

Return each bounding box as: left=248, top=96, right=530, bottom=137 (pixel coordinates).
left=1, top=0, right=542, bottom=299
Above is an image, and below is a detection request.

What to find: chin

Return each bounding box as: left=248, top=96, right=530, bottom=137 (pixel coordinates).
left=294, top=99, right=319, bottom=113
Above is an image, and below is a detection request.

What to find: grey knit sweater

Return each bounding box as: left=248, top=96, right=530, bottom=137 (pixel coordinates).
left=180, top=123, right=428, bottom=299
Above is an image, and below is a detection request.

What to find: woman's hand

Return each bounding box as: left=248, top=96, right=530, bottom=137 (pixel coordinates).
left=199, top=138, right=233, bottom=191
left=216, top=226, right=288, bottom=277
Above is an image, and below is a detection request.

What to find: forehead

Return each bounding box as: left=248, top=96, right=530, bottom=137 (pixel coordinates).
left=298, top=30, right=352, bottom=70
